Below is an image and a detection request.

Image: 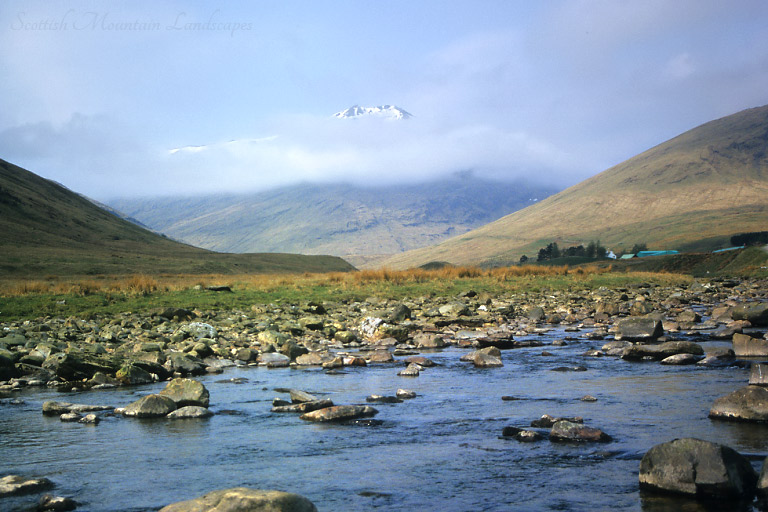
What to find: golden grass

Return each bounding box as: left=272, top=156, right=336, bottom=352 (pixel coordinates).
left=0, top=264, right=685, bottom=299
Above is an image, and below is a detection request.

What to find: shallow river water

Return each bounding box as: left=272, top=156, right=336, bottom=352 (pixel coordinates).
left=1, top=328, right=765, bottom=511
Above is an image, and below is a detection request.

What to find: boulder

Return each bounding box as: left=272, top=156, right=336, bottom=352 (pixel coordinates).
left=38, top=494, right=78, bottom=511
left=159, top=488, right=317, bottom=512
left=413, top=333, right=446, bottom=348
left=116, top=363, right=154, bottom=385
left=530, top=414, right=582, bottom=428
left=289, top=389, right=318, bottom=403
left=299, top=405, right=378, bottom=422
left=733, top=333, right=768, bottom=357
left=709, top=385, right=768, bottom=422
left=259, top=353, right=290, bottom=368
left=42, top=352, right=117, bottom=381
left=167, top=406, right=214, bottom=419
left=396, top=389, right=417, bottom=399
left=366, top=395, right=402, bottom=404
left=123, top=394, right=177, bottom=418
left=439, top=302, right=470, bottom=317
left=549, top=420, right=610, bottom=442
left=165, top=353, right=207, bottom=376
left=501, top=426, right=543, bottom=442
left=697, top=348, right=736, bottom=367
left=367, top=350, right=395, bottom=363
left=621, top=341, right=703, bottom=361
left=158, top=378, right=210, bottom=407
left=295, top=352, right=332, bottom=366
left=639, top=438, right=757, bottom=499
left=0, top=475, right=54, bottom=498
left=397, top=364, right=421, bottom=377
left=660, top=353, right=704, bottom=365
left=732, top=303, right=768, bottom=326
left=615, top=317, right=663, bottom=342
left=178, top=322, right=218, bottom=340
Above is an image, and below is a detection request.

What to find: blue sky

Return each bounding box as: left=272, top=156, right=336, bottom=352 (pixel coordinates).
left=1, top=1, right=767, bottom=198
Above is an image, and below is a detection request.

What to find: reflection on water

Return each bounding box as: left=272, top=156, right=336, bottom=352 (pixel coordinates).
left=0, top=329, right=766, bottom=512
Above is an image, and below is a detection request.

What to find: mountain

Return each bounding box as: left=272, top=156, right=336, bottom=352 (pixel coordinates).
left=107, top=177, right=558, bottom=267
left=0, top=158, right=355, bottom=277
left=379, top=105, right=768, bottom=269
left=333, top=105, right=413, bottom=120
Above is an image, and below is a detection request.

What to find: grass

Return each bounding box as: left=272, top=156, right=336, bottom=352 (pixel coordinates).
left=0, top=266, right=696, bottom=322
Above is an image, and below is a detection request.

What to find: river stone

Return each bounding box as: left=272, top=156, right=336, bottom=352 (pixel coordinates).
left=165, top=353, right=207, bottom=376
left=299, top=405, right=378, bottom=422
left=439, top=302, right=470, bottom=317
left=709, top=385, right=768, bottom=422
left=42, top=352, right=117, bottom=381
left=396, top=389, right=417, bottom=399
left=123, top=394, right=178, bottom=418
left=79, top=414, right=100, bottom=425
left=413, top=333, right=446, bottom=348
left=289, top=389, right=317, bottom=403
left=733, top=333, right=768, bottom=357
left=159, top=488, right=317, bottom=512
left=621, top=341, right=704, bottom=361
left=42, top=401, right=113, bottom=416
left=615, top=318, right=663, bottom=342
left=257, top=330, right=292, bottom=346
left=38, top=494, right=78, bottom=511
left=502, top=426, right=543, bottom=442
left=0, top=475, right=54, bottom=497
left=531, top=415, right=583, bottom=428
left=639, top=438, right=757, bottom=499
left=295, top=352, right=331, bottom=366
left=272, top=399, right=334, bottom=413
left=159, top=378, right=210, bottom=407
left=167, top=406, right=214, bottom=419
left=116, top=363, right=154, bottom=385
left=387, top=303, right=411, bottom=323
left=366, top=395, right=402, bottom=403
left=398, top=363, right=421, bottom=377
left=660, top=353, right=704, bottom=365
left=260, top=352, right=290, bottom=367
left=473, top=350, right=503, bottom=367
left=367, top=350, right=395, bottom=363
left=179, top=322, right=218, bottom=340
left=732, top=303, right=768, bottom=326
left=550, top=420, right=611, bottom=442
left=156, top=308, right=195, bottom=321
left=759, top=457, right=768, bottom=499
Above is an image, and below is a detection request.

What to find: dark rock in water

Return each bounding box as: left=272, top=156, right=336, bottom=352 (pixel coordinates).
left=501, top=426, right=543, bottom=442
left=398, top=363, right=421, bottom=377
left=42, top=401, right=112, bottom=416
left=167, top=406, right=214, bottom=419
left=581, top=395, right=598, bottom=402
left=621, top=341, right=703, bottom=362
left=697, top=348, right=736, bottom=367
left=733, top=333, right=768, bottom=357
left=404, top=356, right=436, bottom=367
left=639, top=438, right=757, bottom=499
left=272, top=399, right=334, bottom=413
left=396, top=389, right=417, bottom=399
left=367, top=350, right=395, bottom=363
left=366, top=395, right=402, bottom=404
left=38, top=493, right=78, bottom=511
left=732, top=303, right=768, bottom=326
left=550, top=420, right=611, bottom=442
left=59, top=412, right=82, bottom=422
left=299, top=405, right=378, bottom=422
left=78, top=414, right=100, bottom=425
left=550, top=366, right=587, bottom=372
left=159, top=488, right=318, bottom=512
left=475, top=334, right=516, bottom=350
left=123, top=394, right=177, bottom=418
left=759, top=457, right=768, bottom=500
left=531, top=414, right=583, bottom=428
left=709, top=385, right=768, bottom=422
left=615, top=317, right=663, bottom=342
left=0, top=474, right=54, bottom=497
left=115, top=363, right=153, bottom=386
left=159, top=378, right=210, bottom=407
left=260, top=352, right=291, bottom=368
left=749, top=363, right=768, bottom=386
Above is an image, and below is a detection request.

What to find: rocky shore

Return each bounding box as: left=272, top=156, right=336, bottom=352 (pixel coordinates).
left=1, top=277, right=767, bottom=509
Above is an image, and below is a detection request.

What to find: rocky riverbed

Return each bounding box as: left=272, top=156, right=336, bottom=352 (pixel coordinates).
left=1, top=277, right=767, bottom=510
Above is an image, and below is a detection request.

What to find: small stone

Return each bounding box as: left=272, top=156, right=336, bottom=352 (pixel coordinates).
left=60, top=412, right=82, bottom=422
left=167, top=406, right=214, bottom=419
left=38, top=494, right=78, bottom=511
left=580, top=395, right=598, bottom=402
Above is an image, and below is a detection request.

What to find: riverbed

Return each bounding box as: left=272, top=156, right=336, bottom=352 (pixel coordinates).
left=1, top=326, right=764, bottom=511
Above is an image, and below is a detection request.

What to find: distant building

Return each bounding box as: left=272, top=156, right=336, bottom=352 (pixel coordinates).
left=620, top=254, right=636, bottom=260
left=712, top=246, right=745, bottom=253
left=636, top=250, right=680, bottom=257
left=606, top=250, right=617, bottom=259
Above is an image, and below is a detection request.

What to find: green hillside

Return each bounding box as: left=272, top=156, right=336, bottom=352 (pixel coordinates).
left=0, top=159, right=354, bottom=277
left=380, top=105, right=768, bottom=269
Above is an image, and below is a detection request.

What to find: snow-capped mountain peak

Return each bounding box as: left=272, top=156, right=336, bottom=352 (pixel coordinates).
left=333, top=105, right=413, bottom=120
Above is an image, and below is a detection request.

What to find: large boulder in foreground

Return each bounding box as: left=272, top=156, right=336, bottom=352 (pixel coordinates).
left=158, top=378, right=210, bottom=408
left=709, top=385, right=768, bottom=422
left=733, top=333, right=768, bottom=357
left=732, top=303, right=768, bottom=326
left=639, top=438, right=757, bottom=499
left=615, top=317, right=663, bottom=342
left=299, top=405, right=378, bottom=422
left=159, top=488, right=317, bottom=512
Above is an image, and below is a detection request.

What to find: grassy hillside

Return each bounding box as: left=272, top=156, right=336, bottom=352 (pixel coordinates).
left=108, top=178, right=558, bottom=267
left=0, top=159, right=354, bottom=277
left=380, top=105, right=768, bottom=269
